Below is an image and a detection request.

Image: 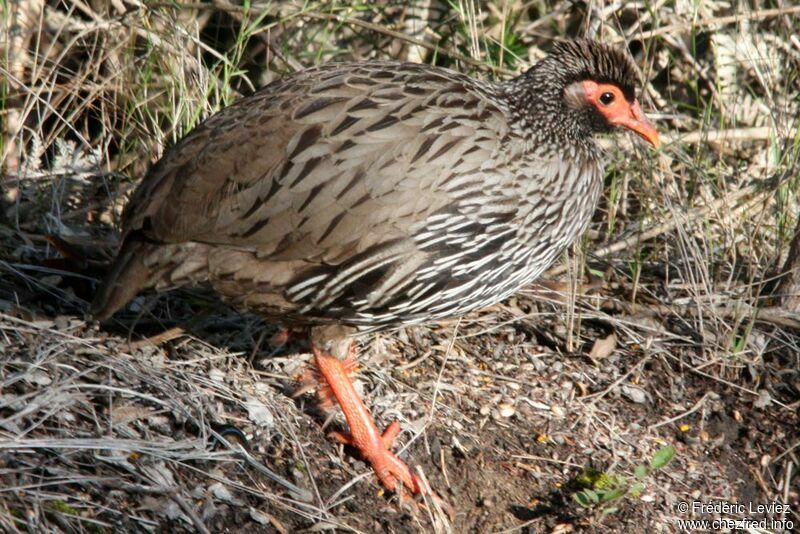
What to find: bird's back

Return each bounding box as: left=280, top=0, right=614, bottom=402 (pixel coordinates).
left=92, top=60, right=602, bottom=328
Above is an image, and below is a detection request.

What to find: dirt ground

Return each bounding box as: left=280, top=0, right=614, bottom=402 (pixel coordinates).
left=1, top=262, right=798, bottom=532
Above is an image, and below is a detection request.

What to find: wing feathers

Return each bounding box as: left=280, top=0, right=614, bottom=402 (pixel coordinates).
left=111, top=61, right=570, bottom=325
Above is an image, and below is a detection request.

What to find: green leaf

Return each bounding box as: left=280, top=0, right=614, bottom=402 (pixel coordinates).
left=634, top=465, right=648, bottom=479
left=573, top=492, right=591, bottom=508
left=585, top=489, right=600, bottom=503
left=630, top=482, right=646, bottom=497
left=600, top=488, right=627, bottom=503
left=650, top=445, right=676, bottom=470
left=589, top=267, right=605, bottom=278
left=595, top=473, right=616, bottom=489
left=601, top=506, right=620, bottom=518
left=576, top=467, right=603, bottom=488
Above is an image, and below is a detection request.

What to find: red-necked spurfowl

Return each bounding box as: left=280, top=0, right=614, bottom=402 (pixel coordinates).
left=92, top=39, right=659, bottom=500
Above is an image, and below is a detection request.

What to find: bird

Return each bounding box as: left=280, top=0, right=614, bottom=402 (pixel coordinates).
left=91, top=39, right=659, bottom=501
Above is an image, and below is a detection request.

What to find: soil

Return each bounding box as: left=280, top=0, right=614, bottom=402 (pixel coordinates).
left=2, top=268, right=797, bottom=532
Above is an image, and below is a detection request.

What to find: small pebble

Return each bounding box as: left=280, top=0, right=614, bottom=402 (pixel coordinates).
left=621, top=385, right=648, bottom=404
left=498, top=403, right=515, bottom=418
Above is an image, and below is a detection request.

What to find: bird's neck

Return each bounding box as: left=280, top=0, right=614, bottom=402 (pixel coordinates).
left=499, top=74, right=599, bottom=156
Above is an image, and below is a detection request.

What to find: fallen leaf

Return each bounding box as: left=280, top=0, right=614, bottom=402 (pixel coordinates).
left=245, top=396, right=274, bottom=427
left=753, top=390, right=771, bottom=408
left=589, top=333, right=616, bottom=360
left=210, top=482, right=243, bottom=506
left=621, top=385, right=648, bottom=404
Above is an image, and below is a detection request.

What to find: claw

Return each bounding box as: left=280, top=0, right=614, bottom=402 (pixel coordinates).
left=311, top=344, right=423, bottom=494
left=306, top=340, right=450, bottom=515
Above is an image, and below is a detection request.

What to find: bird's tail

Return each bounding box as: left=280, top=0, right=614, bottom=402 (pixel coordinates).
left=91, top=234, right=211, bottom=320
left=90, top=233, right=155, bottom=320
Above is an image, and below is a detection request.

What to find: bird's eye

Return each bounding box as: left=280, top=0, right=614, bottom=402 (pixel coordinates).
left=599, top=92, right=615, bottom=105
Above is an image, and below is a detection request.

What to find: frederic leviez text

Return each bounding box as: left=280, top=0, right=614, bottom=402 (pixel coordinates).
left=674, top=500, right=794, bottom=531
left=690, top=501, right=790, bottom=515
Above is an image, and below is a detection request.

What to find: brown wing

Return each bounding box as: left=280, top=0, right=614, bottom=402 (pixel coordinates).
left=94, top=62, right=513, bottom=322
left=125, top=62, right=507, bottom=258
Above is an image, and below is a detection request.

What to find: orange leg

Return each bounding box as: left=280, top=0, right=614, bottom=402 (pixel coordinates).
left=311, top=343, right=424, bottom=495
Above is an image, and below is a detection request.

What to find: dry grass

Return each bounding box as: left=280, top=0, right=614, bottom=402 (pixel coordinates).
left=1, top=1, right=799, bottom=532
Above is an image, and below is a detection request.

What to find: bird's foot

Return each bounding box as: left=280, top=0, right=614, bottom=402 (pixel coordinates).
left=310, top=345, right=424, bottom=496
left=269, top=327, right=307, bottom=348
left=329, top=417, right=453, bottom=518
left=293, top=346, right=359, bottom=411
left=327, top=421, right=423, bottom=495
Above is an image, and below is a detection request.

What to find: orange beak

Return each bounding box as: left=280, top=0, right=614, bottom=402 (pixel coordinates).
left=609, top=100, right=660, bottom=148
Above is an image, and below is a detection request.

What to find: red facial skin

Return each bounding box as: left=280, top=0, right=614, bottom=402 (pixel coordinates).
left=581, top=80, right=660, bottom=148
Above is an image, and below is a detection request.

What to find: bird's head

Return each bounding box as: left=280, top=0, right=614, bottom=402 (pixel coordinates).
left=510, top=39, right=660, bottom=148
